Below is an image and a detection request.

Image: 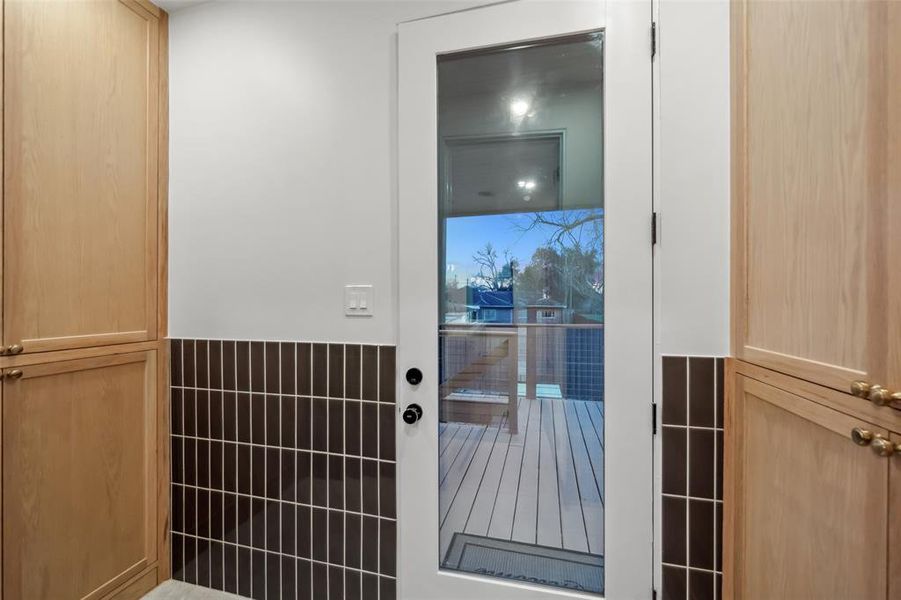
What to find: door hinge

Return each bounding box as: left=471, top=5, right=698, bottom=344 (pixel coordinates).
left=651, top=212, right=658, bottom=245
left=651, top=22, right=657, bottom=59
left=652, top=402, right=658, bottom=435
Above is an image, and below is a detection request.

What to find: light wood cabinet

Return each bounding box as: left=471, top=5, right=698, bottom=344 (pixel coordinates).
left=2, top=0, right=164, bottom=354
left=731, top=0, right=901, bottom=396
left=724, top=364, right=899, bottom=600
left=0, top=0, right=170, bottom=596
left=2, top=352, right=158, bottom=600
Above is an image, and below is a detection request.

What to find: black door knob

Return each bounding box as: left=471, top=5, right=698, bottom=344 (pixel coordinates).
left=402, top=403, right=423, bottom=424
left=405, top=367, right=423, bottom=385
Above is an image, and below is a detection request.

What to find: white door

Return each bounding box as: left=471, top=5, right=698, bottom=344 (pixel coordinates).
left=397, top=1, right=653, bottom=598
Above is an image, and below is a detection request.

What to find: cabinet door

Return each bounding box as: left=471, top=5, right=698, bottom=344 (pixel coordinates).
left=731, top=0, right=901, bottom=394
left=725, top=372, right=889, bottom=599
left=2, top=351, right=158, bottom=600
left=3, top=0, right=161, bottom=354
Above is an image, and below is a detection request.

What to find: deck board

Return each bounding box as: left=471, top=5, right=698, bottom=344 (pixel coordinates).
left=439, top=398, right=604, bottom=562
left=536, top=399, right=562, bottom=548
left=553, top=399, right=588, bottom=552
left=485, top=398, right=530, bottom=540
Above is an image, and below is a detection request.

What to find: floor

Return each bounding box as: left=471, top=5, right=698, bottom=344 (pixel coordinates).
left=143, top=580, right=241, bottom=599
left=438, top=397, right=605, bottom=563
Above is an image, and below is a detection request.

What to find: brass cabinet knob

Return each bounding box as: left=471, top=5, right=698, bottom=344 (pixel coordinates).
left=871, top=436, right=900, bottom=457
left=852, top=427, right=874, bottom=446
left=851, top=380, right=873, bottom=397
left=7, top=344, right=23, bottom=355
left=5, top=369, right=23, bottom=380
left=869, top=386, right=892, bottom=406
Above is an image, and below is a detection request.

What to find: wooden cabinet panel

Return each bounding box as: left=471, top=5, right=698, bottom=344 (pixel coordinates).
left=3, top=0, right=161, bottom=354
left=2, top=351, right=158, bottom=600
left=725, top=369, right=890, bottom=599
left=732, top=0, right=901, bottom=394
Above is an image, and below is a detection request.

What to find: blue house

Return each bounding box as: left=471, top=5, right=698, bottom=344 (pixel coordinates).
left=466, top=288, right=514, bottom=324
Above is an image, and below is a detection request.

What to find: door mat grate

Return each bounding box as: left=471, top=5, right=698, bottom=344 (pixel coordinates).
left=442, top=533, right=604, bottom=594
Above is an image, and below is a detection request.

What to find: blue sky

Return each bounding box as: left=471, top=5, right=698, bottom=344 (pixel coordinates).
left=444, top=209, right=603, bottom=284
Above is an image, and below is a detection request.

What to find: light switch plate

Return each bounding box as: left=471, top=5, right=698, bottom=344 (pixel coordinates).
left=344, top=285, right=374, bottom=317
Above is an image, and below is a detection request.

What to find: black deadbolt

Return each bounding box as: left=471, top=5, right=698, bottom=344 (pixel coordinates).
left=405, top=367, right=423, bottom=385
left=402, top=403, right=423, bottom=425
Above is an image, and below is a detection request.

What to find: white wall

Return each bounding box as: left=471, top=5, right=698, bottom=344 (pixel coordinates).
left=169, top=0, right=730, bottom=353
left=655, top=0, right=731, bottom=357
left=168, top=0, right=488, bottom=343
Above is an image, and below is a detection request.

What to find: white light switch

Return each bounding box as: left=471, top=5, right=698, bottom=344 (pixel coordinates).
left=344, top=285, right=374, bottom=317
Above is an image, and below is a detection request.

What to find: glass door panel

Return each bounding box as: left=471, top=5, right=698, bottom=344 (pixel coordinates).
left=437, top=33, right=606, bottom=595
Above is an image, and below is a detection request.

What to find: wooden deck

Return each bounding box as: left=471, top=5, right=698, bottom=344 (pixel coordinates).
left=438, top=397, right=605, bottom=563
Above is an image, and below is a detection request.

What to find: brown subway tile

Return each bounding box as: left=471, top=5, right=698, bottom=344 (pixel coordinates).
left=715, top=358, right=724, bottom=428
left=689, top=428, right=715, bottom=499
left=345, top=401, right=361, bottom=456
left=196, top=389, right=209, bottom=438
left=346, top=457, right=361, bottom=513
left=172, top=484, right=184, bottom=533
left=312, top=508, right=328, bottom=562
left=281, top=555, right=297, bottom=600
left=210, top=441, right=223, bottom=490
left=251, top=446, right=265, bottom=497
left=223, top=543, right=237, bottom=593
left=312, top=398, right=328, bottom=452
left=281, top=448, right=296, bottom=502
left=312, top=453, right=328, bottom=507
left=266, top=447, right=280, bottom=500
left=170, top=339, right=183, bottom=386
left=172, top=532, right=184, bottom=581
left=379, top=404, right=395, bottom=461
left=662, top=426, right=687, bottom=496
left=361, top=402, right=378, bottom=459
left=237, top=393, right=251, bottom=443
left=297, top=396, right=312, bottom=450
left=346, top=344, right=361, bottom=399
left=183, top=535, right=197, bottom=584
left=265, top=552, right=281, bottom=600
left=715, top=503, right=723, bottom=571
left=297, top=505, right=311, bottom=560
left=312, top=343, right=328, bottom=397
left=266, top=395, right=279, bottom=446
left=265, top=341, right=280, bottom=394
left=329, top=399, right=344, bottom=454
left=266, top=499, right=280, bottom=553
left=209, top=541, right=224, bottom=591
left=183, top=389, right=196, bottom=437
left=297, top=558, right=312, bottom=599
left=223, top=392, right=237, bottom=442
left=329, top=344, right=345, bottom=398
left=196, top=340, right=209, bottom=389
left=184, top=438, right=197, bottom=488
left=329, top=510, right=344, bottom=564
left=197, top=439, right=209, bottom=489
left=689, top=357, right=715, bottom=427
left=235, top=341, right=250, bottom=392
left=312, top=562, right=328, bottom=600
left=250, top=341, right=265, bottom=393
left=689, top=569, right=714, bottom=600
left=196, top=537, right=210, bottom=588
left=361, top=516, right=379, bottom=573
left=716, top=430, right=724, bottom=500
left=329, top=455, right=345, bottom=510
left=297, top=451, right=312, bottom=504
left=380, top=576, right=396, bottom=600
left=662, top=495, right=686, bottom=566
left=237, top=546, right=251, bottom=597
left=209, top=340, right=222, bottom=390
left=225, top=493, right=238, bottom=544
left=183, top=340, right=196, bottom=388
left=298, top=343, right=312, bottom=396
left=282, top=501, right=296, bottom=557
left=361, top=345, right=378, bottom=401
left=224, top=443, right=237, bottom=493
left=281, top=396, right=296, bottom=448
left=379, top=346, right=395, bottom=404
left=210, top=490, right=224, bottom=539
left=280, top=342, right=296, bottom=395
left=662, top=356, right=687, bottom=425
left=662, top=566, right=687, bottom=600
left=361, top=459, right=378, bottom=516
left=362, top=573, right=379, bottom=600
left=329, top=565, right=344, bottom=600
left=171, top=388, right=183, bottom=435
left=251, top=497, right=266, bottom=550
left=251, top=549, right=265, bottom=600
left=346, top=569, right=361, bottom=600
left=251, top=394, right=265, bottom=445
left=380, top=518, right=396, bottom=576
left=172, top=438, right=183, bottom=485
left=688, top=499, right=714, bottom=570
left=380, top=462, right=396, bottom=519
left=237, top=444, right=250, bottom=495
left=346, top=513, right=362, bottom=569
left=209, top=391, right=223, bottom=440
left=222, top=341, right=236, bottom=391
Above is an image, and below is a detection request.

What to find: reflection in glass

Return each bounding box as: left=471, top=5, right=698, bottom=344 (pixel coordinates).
left=437, top=33, right=605, bottom=595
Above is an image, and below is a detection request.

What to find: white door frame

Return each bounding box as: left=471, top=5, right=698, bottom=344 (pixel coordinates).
left=397, top=2, right=654, bottom=598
